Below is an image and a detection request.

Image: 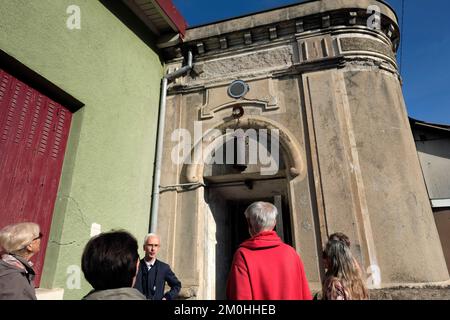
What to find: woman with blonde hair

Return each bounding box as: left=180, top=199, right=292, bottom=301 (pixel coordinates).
left=321, top=233, right=369, bottom=300
left=0, top=222, right=42, bottom=300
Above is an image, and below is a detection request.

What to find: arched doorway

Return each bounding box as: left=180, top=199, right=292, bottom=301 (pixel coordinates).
left=192, top=118, right=302, bottom=299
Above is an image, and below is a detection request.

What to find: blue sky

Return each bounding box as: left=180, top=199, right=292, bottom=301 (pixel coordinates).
left=172, top=0, right=450, bottom=124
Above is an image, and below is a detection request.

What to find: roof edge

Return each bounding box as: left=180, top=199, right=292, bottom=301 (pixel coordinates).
left=410, top=117, right=450, bottom=132
left=154, top=0, right=187, bottom=37
left=184, top=0, right=398, bottom=42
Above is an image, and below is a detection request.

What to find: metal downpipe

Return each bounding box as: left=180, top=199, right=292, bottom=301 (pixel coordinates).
left=150, top=51, right=193, bottom=233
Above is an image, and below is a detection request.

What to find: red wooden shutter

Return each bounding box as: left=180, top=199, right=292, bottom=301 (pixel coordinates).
left=0, top=69, right=72, bottom=286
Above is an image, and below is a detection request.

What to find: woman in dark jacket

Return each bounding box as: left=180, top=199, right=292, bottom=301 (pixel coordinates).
left=0, top=222, right=42, bottom=300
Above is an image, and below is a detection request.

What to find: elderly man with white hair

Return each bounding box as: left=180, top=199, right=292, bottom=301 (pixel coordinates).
left=134, top=233, right=181, bottom=300
left=226, top=201, right=312, bottom=300
left=0, top=222, right=42, bottom=300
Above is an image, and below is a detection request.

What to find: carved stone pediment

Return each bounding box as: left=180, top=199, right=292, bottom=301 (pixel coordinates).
left=199, top=78, right=279, bottom=120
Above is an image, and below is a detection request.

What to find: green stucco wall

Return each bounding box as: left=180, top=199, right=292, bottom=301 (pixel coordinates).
left=0, top=0, right=163, bottom=299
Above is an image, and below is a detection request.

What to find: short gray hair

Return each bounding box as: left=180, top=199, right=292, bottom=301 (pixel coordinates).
left=0, top=222, right=40, bottom=254
left=143, top=233, right=160, bottom=244
left=244, top=202, right=278, bottom=234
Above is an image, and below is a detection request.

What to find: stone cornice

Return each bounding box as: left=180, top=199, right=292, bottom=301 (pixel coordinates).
left=184, top=0, right=397, bottom=42
left=166, top=55, right=399, bottom=96
left=163, top=1, right=399, bottom=60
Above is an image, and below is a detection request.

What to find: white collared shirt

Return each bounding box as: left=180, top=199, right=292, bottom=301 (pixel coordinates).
left=145, top=258, right=156, bottom=270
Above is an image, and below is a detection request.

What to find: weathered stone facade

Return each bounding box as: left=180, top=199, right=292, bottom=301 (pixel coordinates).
left=157, top=0, right=449, bottom=299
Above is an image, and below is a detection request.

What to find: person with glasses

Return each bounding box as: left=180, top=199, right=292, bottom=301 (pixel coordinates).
left=0, top=222, right=42, bottom=300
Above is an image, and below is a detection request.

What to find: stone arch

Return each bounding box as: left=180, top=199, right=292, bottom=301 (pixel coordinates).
left=185, top=116, right=305, bottom=183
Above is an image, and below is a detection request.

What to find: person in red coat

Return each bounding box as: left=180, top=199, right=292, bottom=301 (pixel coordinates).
left=226, top=201, right=312, bottom=300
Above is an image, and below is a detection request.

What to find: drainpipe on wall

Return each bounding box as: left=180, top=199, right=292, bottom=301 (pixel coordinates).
left=150, top=51, right=193, bottom=233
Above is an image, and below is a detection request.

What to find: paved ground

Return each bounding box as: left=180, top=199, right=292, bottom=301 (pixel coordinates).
left=369, top=286, right=450, bottom=300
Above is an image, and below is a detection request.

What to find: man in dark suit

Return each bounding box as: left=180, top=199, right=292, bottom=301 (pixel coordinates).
left=134, top=233, right=181, bottom=300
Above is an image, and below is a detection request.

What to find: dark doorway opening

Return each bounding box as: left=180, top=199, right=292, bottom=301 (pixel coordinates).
left=205, top=178, right=292, bottom=299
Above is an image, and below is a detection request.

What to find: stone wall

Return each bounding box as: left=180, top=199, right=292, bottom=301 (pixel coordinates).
left=160, top=0, right=449, bottom=298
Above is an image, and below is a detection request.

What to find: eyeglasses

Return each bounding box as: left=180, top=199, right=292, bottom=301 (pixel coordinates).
left=33, top=232, right=43, bottom=241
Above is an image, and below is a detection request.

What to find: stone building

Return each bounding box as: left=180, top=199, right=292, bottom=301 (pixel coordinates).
left=410, top=117, right=450, bottom=273
left=155, top=0, right=450, bottom=299
left=1, top=0, right=449, bottom=300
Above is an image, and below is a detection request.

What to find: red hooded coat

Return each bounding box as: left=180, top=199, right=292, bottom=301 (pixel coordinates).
left=226, top=230, right=312, bottom=300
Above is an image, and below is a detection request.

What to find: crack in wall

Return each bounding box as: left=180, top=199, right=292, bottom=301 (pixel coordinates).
left=60, top=194, right=90, bottom=228
left=50, top=240, right=77, bottom=246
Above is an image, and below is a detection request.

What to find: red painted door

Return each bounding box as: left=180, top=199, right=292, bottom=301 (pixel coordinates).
left=0, top=69, right=72, bottom=286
